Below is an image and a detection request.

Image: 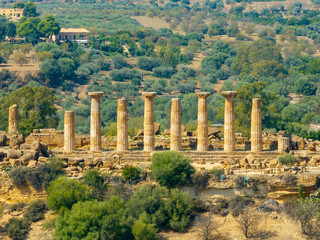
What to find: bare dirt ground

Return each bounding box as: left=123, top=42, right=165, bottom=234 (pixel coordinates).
left=158, top=211, right=305, bottom=240
left=0, top=51, right=39, bottom=79
left=131, top=16, right=185, bottom=35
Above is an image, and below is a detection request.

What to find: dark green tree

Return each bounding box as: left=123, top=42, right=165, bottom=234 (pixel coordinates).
left=38, top=15, right=60, bottom=42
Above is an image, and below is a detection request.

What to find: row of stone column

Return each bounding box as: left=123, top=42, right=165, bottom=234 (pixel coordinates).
left=64, top=91, right=263, bottom=152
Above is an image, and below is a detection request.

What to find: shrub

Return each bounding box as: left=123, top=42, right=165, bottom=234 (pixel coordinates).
left=6, top=218, right=30, bottom=240
left=55, top=198, right=132, bottom=240
left=152, top=66, right=175, bottom=78
left=112, top=54, right=129, bottom=69
left=47, top=176, right=96, bottom=212
left=83, top=169, right=106, bottom=191
left=191, top=171, right=210, bottom=189
left=24, top=199, right=47, bottom=222
left=122, top=166, right=141, bottom=182
left=228, top=195, right=254, bottom=217
left=211, top=168, right=223, bottom=181
left=109, top=68, right=140, bottom=81
left=126, top=185, right=168, bottom=228
left=137, top=57, right=162, bottom=71
left=9, top=158, right=64, bottom=190
left=278, top=154, right=300, bottom=167
left=9, top=167, right=28, bottom=186
left=165, top=188, right=194, bottom=231
left=132, top=213, right=157, bottom=240
left=151, top=151, right=195, bottom=188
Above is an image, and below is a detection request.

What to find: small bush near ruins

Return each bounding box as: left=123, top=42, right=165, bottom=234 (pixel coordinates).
left=54, top=198, right=133, bottom=240
left=237, top=208, right=262, bottom=238
left=24, top=199, right=47, bottom=222
left=9, top=158, right=64, bottom=190
left=47, top=176, right=96, bottom=212
left=278, top=154, right=300, bottom=167
left=192, top=170, right=211, bottom=190
left=228, top=195, right=254, bottom=217
left=285, top=198, right=320, bottom=236
left=122, top=166, right=141, bottom=182
left=151, top=151, right=195, bottom=188
left=132, top=212, right=157, bottom=240
left=127, top=185, right=194, bottom=232
left=6, top=218, right=30, bottom=240
left=83, top=169, right=107, bottom=192
left=211, top=168, right=223, bottom=181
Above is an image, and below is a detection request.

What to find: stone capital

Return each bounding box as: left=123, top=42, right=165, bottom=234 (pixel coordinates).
left=221, top=91, right=237, bottom=100
left=142, top=92, right=157, bottom=98
left=196, top=92, right=210, bottom=99
left=89, top=92, right=104, bottom=98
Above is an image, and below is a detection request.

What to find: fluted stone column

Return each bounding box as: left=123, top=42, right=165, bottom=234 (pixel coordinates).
left=89, top=92, right=103, bottom=151
left=143, top=92, right=157, bottom=152
left=222, top=91, right=237, bottom=152
left=251, top=98, right=262, bottom=152
left=8, top=104, right=19, bottom=134
left=117, top=98, right=128, bottom=151
left=64, top=111, right=75, bottom=152
left=196, top=92, right=210, bottom=151
left=278, top=136, right=290, bottom=153
left=170, top=98, right=181, bottom=151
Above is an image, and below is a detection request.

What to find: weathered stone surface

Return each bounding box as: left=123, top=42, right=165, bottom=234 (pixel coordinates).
left=308, top=142, right=316, bottom=152
left=38, top=157, right=48, bottom=163
left=117, top=98, right=128, bottom=151
left=64, top=111, right=75, bottom=152
left=89, top=92, right=103, bottom=151
left=143, top=92, right=157, bottom=152
left=68, top=157, right=84, bottom=166
left=27, top=160, right=37, bottom=167
left=8, top=150, right=21, bottom=159
left=251, top=98, right=262, bottom=152
left=196, top=92, right=210, bottom=151
left=21, top=153, right=35, bottom=165
left=222, top=91, right=237, bottom=152
left=8, top=104, right=19, bottom=134
left=170, top=98, right=181, bottom=151
left=9, top=159, right=20, bottom=166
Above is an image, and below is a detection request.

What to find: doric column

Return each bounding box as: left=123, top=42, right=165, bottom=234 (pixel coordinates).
left=278, top=136, right=290, bottom=153
left=89, top=92, right=103, bottom=151
left=143, top=92, right=157, bottom=152
left=196, top=92, right=210, bottom=151
left=8, top=104, right=19, bottom=134
left=222, top=91, right=237, bottom=152
left=64, top=111, right=75, bottom=152
left=251, top=98, right=262, bottom=152
left=170, top=98, right=181, bottom=151
left=117, top=98, right=128, bottom=151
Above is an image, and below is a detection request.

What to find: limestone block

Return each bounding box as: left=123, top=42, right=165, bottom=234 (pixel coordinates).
left=9, top=159, right=20, bottom=166
left=38, top=157, right=48, bottom=163
left=307, top=142, right=316, bottom=152
left=8, top=149, right=21, bottom=159
left=27, top=160, right=37, bottom=167
left=68, top=157, right=84, bottom=166
left=21, top=153, right=34, bottom=165
left=9, top=138, right=20, bottom=149
left=84, top=158, right=94, bottom=167
left=20, top=143, right=31, bottom=150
